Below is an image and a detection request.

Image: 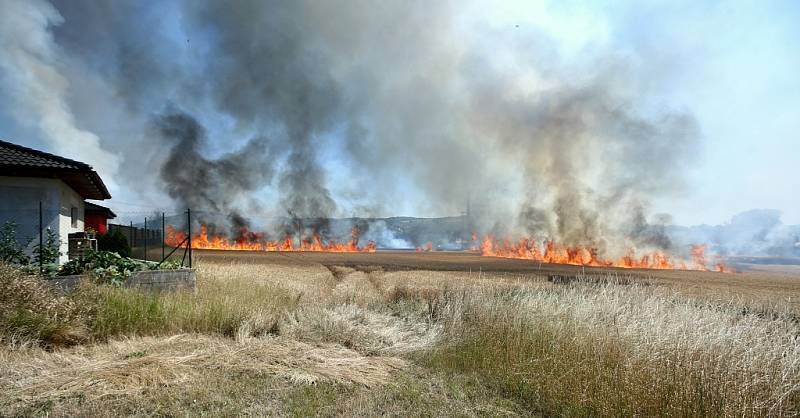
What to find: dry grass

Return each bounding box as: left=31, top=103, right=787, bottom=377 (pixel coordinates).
left=90, top=267, right=301, bottom=340
left=0, top=333, right=405, bottom=404
left=0, top=264, right=91, bottom=348
left=2, top=255, right=800, bottom=416
left=425, top=282, right=800, bottom=416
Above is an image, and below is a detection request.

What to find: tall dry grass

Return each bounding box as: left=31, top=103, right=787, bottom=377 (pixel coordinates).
left=422, top=279, right=800, bottom=416
left=0, top=262, right=302, bottom=346
left=90, top=272, right=299, bottom=340
left=0, top=264, right=90, bottom=348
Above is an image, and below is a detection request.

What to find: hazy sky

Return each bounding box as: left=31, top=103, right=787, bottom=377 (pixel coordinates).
left=0, top=0, right=798, bottom=226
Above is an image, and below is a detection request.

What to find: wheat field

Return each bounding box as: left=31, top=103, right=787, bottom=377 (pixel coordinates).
left=1, top=254, right=799, bottom=416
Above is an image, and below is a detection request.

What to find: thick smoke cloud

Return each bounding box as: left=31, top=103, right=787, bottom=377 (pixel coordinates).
left=181, top=1, right=350, bottom=219
left=155, top=111, right=279, bottom=233
left=462, top=78, right=700, bottom=255
left=0, top=0, right=729, bottom=255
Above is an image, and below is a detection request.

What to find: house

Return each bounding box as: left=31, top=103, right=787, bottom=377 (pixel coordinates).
left=85, top=201, right=116, bottom=235
left=0, top=139, right=112, bottom=263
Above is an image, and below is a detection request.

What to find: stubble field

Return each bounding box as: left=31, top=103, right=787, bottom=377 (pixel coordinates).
left=2, top=250, right=799, bottom=416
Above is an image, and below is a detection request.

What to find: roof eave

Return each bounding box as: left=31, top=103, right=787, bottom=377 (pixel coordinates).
left=88, top=171, right=112, bottom=199
left=0, top=167, right=111, bottom=200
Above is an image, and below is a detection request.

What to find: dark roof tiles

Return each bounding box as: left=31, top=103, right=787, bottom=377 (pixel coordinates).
left=0, top=139, right=111, bottom=199
left=0, top=139, right=92, bottom=170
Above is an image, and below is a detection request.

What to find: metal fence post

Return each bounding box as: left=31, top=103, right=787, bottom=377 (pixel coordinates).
left=161, top=212, right=165, bottom=261
left=187, top=208, right=192, bottom=268
left=39, top=201, right=43, bottom=273
left=144, top=217, right=148, bottom=262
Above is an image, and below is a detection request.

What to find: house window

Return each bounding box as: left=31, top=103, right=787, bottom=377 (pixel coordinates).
left=71, top=207, right=78, bottom=228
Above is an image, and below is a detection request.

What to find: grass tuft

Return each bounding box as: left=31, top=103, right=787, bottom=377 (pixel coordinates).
left=0, top=264, right=89, bottom=348
left=89, top=268, right=300, bottom=340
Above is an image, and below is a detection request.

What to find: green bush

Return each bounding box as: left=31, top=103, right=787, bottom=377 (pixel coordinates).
left=97, top=229, right=131, bottom=257
left=0, top=221, right=31, bottom=265
left=0, top=222, right=63, bottom=277
left=33, top=228, right=60, bottom=266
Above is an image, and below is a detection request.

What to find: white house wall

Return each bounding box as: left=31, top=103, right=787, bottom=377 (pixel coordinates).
left=0, top=176, right=84, bottom=264
left=57, top=180, right=84, bottom=263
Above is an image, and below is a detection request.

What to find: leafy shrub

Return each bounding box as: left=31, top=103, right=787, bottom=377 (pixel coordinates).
left=33, top=227, right=61, bottom=266
left=0, top=221, right=31, bottom=265
left=59, top=250, right=181, bottom=285
left=97, top=229, right=131, bottom=257
left=158, top=259, right=183, bottom=270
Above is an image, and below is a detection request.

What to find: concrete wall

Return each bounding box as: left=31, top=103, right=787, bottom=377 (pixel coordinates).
left=49, top=269, right=197, bottom=293
left=0, top=176, right=84, bottom=264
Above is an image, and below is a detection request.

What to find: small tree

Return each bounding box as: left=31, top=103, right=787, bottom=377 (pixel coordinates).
left=98, top=229, right=131, bottom=257
left=0, top=221, right=30, bottom=265
left=33, top=228, right=61, bottom=265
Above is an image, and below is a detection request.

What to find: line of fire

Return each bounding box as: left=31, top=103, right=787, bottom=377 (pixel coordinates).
left=162, top=205, right=733, bottom=273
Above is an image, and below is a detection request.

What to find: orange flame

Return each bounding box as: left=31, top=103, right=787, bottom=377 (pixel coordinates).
left=166, top=224, right=376, bottom=253
left=479, top=235, right=733, bottom=272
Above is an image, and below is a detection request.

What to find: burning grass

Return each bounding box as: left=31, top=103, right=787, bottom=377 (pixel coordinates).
left=165, top=221, right=735, bottom=274
left=480, top=235, right=734, bottom=272
left=1, top=257, right=798, bottom=416
left=166, top=224, right=377, bottom=252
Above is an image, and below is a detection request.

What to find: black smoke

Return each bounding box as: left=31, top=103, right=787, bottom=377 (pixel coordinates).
left=181, top=1, right=350, bottom=220
left=156, top=111, right=278, bottom=233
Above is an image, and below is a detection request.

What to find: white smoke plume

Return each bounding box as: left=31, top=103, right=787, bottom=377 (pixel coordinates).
left=0, top=0, right=120, bottom=189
